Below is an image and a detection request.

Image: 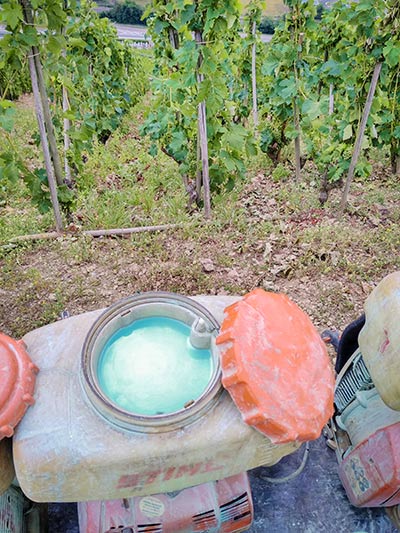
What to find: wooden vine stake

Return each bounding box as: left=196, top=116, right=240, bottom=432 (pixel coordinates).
left=292, top=10, right=303, bottom=182
left=251, top=20, right=258, bottom=128
left=329, top=84, right=334, bottom=115
left=33, top=51, right=65, bottom=188
left=20, top=0, right=63, bottom=231
left=340, top=62, right=382, bottom=213
left=293, top=99, right=301, bottom=181
left=195, top=30, right=211, bottom=219
left=10, top=223, right=183, bottom=242
left=20, top=0, right=64, bottom=189
left=196, top=123, right=202, bottom=200
left=27, top=50, right=63, bottom=231
left=62, top=84, right=72, bottom=186
left=62, top=0, right=72, bottom=187
left=319, top=84, right=335, bottom=204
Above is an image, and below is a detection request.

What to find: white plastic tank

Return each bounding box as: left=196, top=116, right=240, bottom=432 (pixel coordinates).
left=13, top=292, right=334, bottom=502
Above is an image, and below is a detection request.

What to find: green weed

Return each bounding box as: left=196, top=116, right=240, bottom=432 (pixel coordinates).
left=271, top=163, right=291, bottom=182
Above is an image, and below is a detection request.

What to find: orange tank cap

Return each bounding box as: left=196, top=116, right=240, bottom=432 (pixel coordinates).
left=0, top=333, right=38, bottom=440
left=216, top=289, right=334, bottom=444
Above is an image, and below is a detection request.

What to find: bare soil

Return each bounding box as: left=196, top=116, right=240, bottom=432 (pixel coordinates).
left=1, top=161, right=399, bottom=357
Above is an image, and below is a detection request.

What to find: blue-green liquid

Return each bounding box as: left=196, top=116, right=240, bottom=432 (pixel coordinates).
left=98, top=317, right=213, bottom=416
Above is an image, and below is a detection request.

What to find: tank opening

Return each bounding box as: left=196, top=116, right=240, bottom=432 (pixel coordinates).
left=97, top=316, right=214, bottom=416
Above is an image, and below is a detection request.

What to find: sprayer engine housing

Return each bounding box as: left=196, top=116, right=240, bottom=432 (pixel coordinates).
left=332, top=350, right=400, bottom=507
left=78, top=473, right=253, bottom=533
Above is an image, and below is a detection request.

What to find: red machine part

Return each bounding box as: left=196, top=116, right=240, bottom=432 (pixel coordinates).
left=217, top=289, right=334, bottom=444
left=78, top=472, right=253, bottom=533
left=0, top=333, right=39, bottom=440
left=339, top=422, right=400, bottom=507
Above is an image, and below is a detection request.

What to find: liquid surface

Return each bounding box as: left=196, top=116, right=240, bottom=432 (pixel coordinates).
left=98, top=317, right=213, bottom=415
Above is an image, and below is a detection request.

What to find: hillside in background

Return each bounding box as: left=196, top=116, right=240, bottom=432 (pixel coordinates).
left=95, top=0, right=337, bottom=19
left=96, top=0, right=289, bottom=17
left=247, top=0, right=288, bottom=17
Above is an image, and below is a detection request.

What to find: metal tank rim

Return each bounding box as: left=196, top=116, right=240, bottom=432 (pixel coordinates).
left=80, top=292, right=223, bottom=433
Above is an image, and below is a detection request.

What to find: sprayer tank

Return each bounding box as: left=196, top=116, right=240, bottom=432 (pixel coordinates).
left=12, top=291, right=334, bottom=503
left=13, top=296, right=300, bottom=502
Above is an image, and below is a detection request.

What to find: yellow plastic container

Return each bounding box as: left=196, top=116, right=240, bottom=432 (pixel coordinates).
left=359, top=272, right=400, bottom=410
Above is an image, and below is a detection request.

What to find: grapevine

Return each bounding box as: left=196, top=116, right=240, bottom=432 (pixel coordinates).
left=142, top=0, right=257, bottom=215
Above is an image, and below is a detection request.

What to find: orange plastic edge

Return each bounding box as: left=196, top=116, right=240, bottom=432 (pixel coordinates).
left=0, top=333, right=39, bottom=440
left=216, top=289, right=335, bottom=444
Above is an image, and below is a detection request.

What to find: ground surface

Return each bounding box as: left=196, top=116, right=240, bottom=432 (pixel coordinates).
left=1, top=61, right=399, bottom=347
left=1, top=162, right=399, bottom=349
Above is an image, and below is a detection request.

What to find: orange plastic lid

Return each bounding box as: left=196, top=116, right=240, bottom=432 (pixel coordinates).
left=216, top=289, right=334, bottom=444
left=0, top=333, right=38, bottom=440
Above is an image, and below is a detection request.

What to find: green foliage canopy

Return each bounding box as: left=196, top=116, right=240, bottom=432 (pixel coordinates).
left=259, top=0, right=400, bottom=181
left=0, top=0, right=148, bottom=212
left=142, top=0, right=257, bottom=196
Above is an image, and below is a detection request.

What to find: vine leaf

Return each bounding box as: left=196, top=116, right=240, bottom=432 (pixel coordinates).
left=343, top=124, right=353, bottom=141
left=0, top=3, right=24, bottom=30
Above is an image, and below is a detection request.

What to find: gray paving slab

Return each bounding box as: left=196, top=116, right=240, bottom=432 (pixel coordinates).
left=248, top=437, right=396, bottom=532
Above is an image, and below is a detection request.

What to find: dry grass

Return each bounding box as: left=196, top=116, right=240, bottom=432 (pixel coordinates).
left=1, top=98, right=399, bottom=344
